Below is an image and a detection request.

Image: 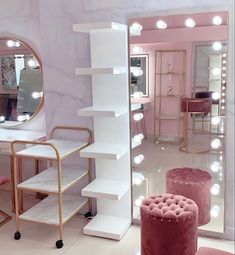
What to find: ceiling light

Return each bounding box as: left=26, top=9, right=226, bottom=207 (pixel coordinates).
left=212, top=16, right=223, bottom=25
left=185, top=18, right=196, bottom=28
left=212, top=42, right=222, bottom=51
left=156, top=20, right=167, bottom=29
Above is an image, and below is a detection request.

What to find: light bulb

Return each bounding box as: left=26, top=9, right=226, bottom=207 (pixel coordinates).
left=210, top=161, right=220, bottom=172
left=210, top=184, right=220, bottom=195
left=132, top=46, right=143, bottom=54
left=133, top=133, right=144, bottom=143
left=133, top=113, right=144, bottom=121
left=210, top=205, right=220, bottom=217
left=133, top=68, right=143, bottom=77
left=17, top=115, right=25, bottom=122
left=222, top=92, right=225, bottom=96
left=212, top=41, right=222, bottom=51
left=222, top=73, right=226, bottom=77
left=28, top=59, right=36, bottom=67
left=222, top=66, right=226, bottom=70
left=156, top=20, right=167, bottom=29
left=131, top=22, right=143, bottom=32
left=222, top=53, right=227, bottom=57
left=134, top=154, right=144, bottom=164
left=221, top=99, right=225, bottom=103
left=212, top=68, right=221, bottom=76
left=32, top=91, right=43, bottom=99
left=222, top=86, right=226, bottom=90
left=212, top=92, right=220, bottom=100
left=133, top=173, right=145, bottom=185
left=15, top=41, right=20, bottom=47
left=133, top=91, right=143, bottom=99
left=185, top=18, right=196, bottom=28
left=212, top=16, right=222, bottom=25
left=7, top=40, right=14, bottom=47
left=0, top=116, right=5, bottom=122
left=222, top=60, right=226, bottom=64
left=221, top=106, right=225, bottom=110
left=211, top=116, right=220, bottom=125
left=211, top=138, right=221, bottom=149
left=135, top=195, right=145, bottom=207
left=222, top=80, right=226, bottom=84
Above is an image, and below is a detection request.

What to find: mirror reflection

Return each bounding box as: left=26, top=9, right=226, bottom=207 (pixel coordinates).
left=130, top=54, right=149, bottom=97
left=129, top=11, right=228, bottom=233
left=0, top=38, right=43, bottom=127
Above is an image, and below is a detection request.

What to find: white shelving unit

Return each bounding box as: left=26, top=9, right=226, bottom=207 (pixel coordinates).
left=73, top=21, right=131, bottom=240
left=11, top=126, right=92, bottom=249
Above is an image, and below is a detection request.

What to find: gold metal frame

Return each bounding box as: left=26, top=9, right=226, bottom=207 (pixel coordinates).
left=179, top=99, right=212, bottom=153
left=0, top=181, right=12, bottom=227
left=0, top=36, right=44, bottom=129
left=11, top=126, right=93, bottom=242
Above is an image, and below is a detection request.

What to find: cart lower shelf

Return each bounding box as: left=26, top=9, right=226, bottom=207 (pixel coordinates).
left=19, top=194, right=88, bottom=226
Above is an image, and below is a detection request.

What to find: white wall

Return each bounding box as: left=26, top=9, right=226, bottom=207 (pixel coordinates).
left=0, top=0, right=234, bottom=240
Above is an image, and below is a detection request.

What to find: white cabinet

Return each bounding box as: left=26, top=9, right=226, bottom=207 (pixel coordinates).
left=73, top=21, right=131, bottom=240
left=11, top=126, right=92, bottom=248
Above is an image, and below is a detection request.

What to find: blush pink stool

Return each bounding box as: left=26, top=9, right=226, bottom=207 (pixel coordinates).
left=0, top=176, right=12, bottom=227
left=196, top=247, right=234, bottom=255
left=166, top=168, right=212, bottom=226
left=141, top=193, right=198, bottom=255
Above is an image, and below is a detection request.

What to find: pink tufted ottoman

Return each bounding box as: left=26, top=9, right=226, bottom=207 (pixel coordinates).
left=166, top=168, right=212, bottom=226
left=196, top=247, right=234, bottom=255
left=141, top=193, right=198, bottom=255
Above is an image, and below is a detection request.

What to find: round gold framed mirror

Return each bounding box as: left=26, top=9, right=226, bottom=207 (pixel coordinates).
left=0, top=37, right=43, bottom=127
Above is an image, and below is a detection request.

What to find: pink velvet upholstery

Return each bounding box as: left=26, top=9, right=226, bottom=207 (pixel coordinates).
left=0, top=176, right=9, bottom=186
left=196, top=247, right=234, bottom=255
left=141, top=193, right=198, bottom=255
left=166, top=168, right=212, bottom=226
left=181, top=98, right=211, bottom=113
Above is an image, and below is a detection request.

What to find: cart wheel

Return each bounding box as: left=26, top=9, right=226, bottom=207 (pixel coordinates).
left=85, top=211, right=93, bottom=218
left=55, top=240, right=63, bottom=249
left=14, top=231, right=21, bottom=240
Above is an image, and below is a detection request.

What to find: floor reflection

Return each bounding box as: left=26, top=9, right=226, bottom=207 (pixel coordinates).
left=132, top=138, right=225, bottom=233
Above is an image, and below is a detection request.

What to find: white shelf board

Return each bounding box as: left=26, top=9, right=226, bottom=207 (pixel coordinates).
left=19, top=195, right=88, bottom=226
left=131, top=103, right=141, bottom=112
left=77, top=106, right=128, bottom=118
left=17, top=167, right=88, bottom=194
left=83, top=214, right=131, bottom=240
left=75, top=67, right=126, bottom=75
left=80, top=143, right=128, bottom=160
left=73, top=22, right=126, bottom=33
left=82, top=179, right=129, bottom=200
left=16, top=139, right=87, bottom=160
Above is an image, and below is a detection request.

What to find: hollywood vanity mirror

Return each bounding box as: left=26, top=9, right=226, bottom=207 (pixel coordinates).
left=0, top=37, right=43, bottom=127
left=129, top=11, right=228, bottom=235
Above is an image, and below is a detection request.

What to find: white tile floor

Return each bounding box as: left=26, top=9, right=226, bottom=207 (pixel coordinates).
left=132, top=137, right=225, bottom=233
left=0, top=192, right=234, bottom=254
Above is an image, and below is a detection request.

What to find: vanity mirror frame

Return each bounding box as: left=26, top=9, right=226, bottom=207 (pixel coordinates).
left=0, top=36, right=43, bottom=127
left=130, top=54, right=149, bottom=97
left=128, top=6, right=234, bottom=240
